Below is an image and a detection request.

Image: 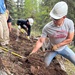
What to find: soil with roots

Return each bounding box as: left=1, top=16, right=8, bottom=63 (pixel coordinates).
left=0, top=28, right=68, bottom=75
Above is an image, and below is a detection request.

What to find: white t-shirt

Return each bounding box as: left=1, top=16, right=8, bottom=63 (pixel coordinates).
left=41, top=18, right=74, bottom=51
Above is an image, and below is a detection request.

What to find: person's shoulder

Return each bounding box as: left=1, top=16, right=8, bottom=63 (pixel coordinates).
left=64, top=18, right=74, bottom=23
left=64, top=18, right=74, bottom=26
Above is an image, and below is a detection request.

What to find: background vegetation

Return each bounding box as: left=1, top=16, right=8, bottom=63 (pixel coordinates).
left=5, top=0, right=75, bottom=42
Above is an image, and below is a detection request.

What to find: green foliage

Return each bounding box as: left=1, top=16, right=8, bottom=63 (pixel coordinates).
left=24, top=0, right=37, bottom=18
left=6, top=0, right=75, bottom=35
left=34, top=0, right=60, bottom=30
left=64, top=57, right=75, bottom=75
left=5, top=0, right=17, bottom=25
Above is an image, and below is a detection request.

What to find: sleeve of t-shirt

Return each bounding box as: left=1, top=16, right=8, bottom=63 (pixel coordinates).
left=41, top=26, right=47, bottom=38
left=68, top=20, right=74, bottom=33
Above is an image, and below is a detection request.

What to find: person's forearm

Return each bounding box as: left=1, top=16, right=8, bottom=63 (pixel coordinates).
left=27, top=28, right=30, bottom=36
left=52, top=38, right=73, bottom=51
left=25, top=28, right=28, bottom=33
left=52, top=32, right=74, bottom=51
left=31, top=40, right=43, bottom=54
left=57, top=39, right=72, bottom=47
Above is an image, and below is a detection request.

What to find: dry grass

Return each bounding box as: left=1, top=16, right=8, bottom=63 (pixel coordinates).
left=64, top=60, right=75, bottom=75
left=64, top=45, right=75, bottom=75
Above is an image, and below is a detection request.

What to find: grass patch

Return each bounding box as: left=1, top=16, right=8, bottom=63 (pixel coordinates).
left=64, top=45, right=75, bottom=75
left=31, top=29, right=41, bottom=36
left=64, top=60, right=75, bottom=75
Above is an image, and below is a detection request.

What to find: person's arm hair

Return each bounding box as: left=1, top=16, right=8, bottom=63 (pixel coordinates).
left=30, top=37, right=46, bottom=54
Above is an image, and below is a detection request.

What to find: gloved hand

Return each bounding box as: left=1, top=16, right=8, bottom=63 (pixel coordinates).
left=51, top=45, right=59, bottom=51
left=20, top=29, right=25, bottom=33
left=26, top=36, right=30, bottom=40
left=18, top=25, right=21, bottom=29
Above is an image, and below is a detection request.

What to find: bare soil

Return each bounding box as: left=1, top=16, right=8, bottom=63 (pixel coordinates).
left=0, top=28, right=68, bottom=75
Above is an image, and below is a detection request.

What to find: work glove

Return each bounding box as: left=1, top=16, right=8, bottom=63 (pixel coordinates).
left=20, top=29, right=25, bottom=33
left=51, top=45, right=59, bottom=51
left=18, top=25, right=21, bottom=29
left=26, top=36, right=30, bottom=40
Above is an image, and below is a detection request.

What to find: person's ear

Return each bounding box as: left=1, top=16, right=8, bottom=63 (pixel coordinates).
left=63, top=16, right=66, bottom=19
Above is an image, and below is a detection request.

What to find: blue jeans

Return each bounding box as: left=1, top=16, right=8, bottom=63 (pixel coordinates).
left=44, top=46, right=75, bottom=67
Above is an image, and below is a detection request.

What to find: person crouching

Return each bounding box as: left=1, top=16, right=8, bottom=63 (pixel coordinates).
left=16, top=18, right=34, bottom=41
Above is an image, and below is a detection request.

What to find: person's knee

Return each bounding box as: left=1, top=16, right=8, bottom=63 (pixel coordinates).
left=44, top=59, right=50, bottom=67
left=70, top=56, right=75, bottom=65
left=44, top=56, right=52, bottom=67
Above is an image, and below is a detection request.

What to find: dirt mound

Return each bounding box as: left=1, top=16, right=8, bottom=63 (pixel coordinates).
left=0, top=28, right=68, bottom=75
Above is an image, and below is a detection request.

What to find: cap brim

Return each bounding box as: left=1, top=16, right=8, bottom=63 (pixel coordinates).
left=50, top=10, right=62, bottom=19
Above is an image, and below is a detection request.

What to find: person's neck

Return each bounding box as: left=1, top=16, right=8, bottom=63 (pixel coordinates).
left=56, top=20, right=64, bottom=27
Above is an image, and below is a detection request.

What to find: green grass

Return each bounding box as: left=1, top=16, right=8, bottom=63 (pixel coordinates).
left=31, top=30, right=41, bottom=37
left=31, top=28, right=41, bottom=37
